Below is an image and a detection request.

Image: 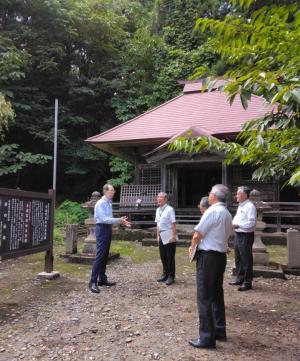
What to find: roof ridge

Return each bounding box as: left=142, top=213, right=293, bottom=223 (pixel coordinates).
left=86, top=93, right=184, bottom=142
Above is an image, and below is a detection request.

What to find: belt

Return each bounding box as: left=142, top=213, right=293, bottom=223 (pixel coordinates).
left=198, top=250, right=225, bottom=254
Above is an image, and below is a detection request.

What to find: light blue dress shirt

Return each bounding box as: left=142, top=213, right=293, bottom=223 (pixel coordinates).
left=94, top=196, right=120, bottom=224
left=194, top=202, right=233, bottom=253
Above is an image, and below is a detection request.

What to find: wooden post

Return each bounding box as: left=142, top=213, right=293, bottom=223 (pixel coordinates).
left=172, top=167, right=178, bottom=209
left=222, top=162, right=228, bottom=186
left=161, top=163, right=166, bottom=192
left=134, top=159, right=140, bottom=184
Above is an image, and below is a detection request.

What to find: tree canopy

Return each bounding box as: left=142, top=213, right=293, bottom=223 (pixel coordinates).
left=172, top=0, right=300, bottom=187
left=0, top=0, right=226, bottom=199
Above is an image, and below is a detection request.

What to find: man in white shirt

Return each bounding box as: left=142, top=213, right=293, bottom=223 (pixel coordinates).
left=230, top=186, right=257, bottom=291
left=189, top=184, right=232, bottom=349
left=155, top=192, right=176, bottom=285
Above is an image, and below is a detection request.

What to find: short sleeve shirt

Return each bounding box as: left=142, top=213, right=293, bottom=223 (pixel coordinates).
left=155, top=204, right=176, bottom=231
left=194, top=202, right=233, bottom=253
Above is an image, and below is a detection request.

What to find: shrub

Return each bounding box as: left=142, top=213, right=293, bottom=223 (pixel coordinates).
left=54, top=227, right=64, bottom=244
left=55, top=200, right=88, bottom=227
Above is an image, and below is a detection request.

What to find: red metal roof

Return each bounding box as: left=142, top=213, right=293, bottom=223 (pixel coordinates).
left=86, top=87, right=271, bottom=145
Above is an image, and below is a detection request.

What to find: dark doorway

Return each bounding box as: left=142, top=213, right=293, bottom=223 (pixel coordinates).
left=177, top=166, right=222, bottom=208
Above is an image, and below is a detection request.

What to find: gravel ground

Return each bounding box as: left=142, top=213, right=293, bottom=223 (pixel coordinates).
left=0, top=246, right=300, bottom=361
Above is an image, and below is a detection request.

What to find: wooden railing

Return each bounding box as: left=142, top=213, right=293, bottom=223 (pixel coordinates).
left=262, top=202, right=300, bottom=231
left=113, top=201, right=300, bottom=230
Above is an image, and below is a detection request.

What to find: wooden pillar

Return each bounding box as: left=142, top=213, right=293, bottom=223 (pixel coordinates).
left=222, top=162, right=228, bottom=186
left=161, top=163, right=166, bottom=192
left=273, top=178, right=280, bottom=202
left=134, top=159, right=140, bottom=184
left=172, top=167, right=178, bottom=209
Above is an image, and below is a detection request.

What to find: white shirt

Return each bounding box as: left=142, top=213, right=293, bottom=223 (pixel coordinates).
left=194, top=202, right=233, bottom=253
left=155, top=204, right=176, bottom=231
left=233, top=199, right=257, bottom=233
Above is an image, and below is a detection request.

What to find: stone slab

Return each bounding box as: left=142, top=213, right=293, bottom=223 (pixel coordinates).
left=232, top=265, right=286, bottom=279
left=37, top=271, right=60, bottom=280
left=60, top=252, right=120, bottom=265
left=282, top=266, right=300, bottom=276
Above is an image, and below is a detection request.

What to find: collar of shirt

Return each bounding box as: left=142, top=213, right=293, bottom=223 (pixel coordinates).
left=239, top=199, right=250, bottom=207
left=210, top=202, right=226, bottom=208
left=159, top=203, right=168, bottom=212
left=102, top=195, right=112, bottom=204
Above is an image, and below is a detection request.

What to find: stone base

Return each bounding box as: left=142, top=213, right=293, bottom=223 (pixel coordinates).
left=60, top=252, right=120, bottom=265
left=253, top=252, right=269, bottom=266
left=37, top=271, right=60, bottom=280
left=281, top=266, right=300, bottom=276
left=232, top=265, right=286, bottom=279
left=82, top=243, right=96, bottom=254
left=253, top=265, right=286, bottom=279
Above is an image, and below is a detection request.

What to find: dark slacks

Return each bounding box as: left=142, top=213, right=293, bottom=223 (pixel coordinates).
left=159, top=239, right=176, bottom=278
left=90, top=224, right=112, bottom=283
left=234, top=232, right=254, bottom=286
left=196, top=250, right=227, bottom=345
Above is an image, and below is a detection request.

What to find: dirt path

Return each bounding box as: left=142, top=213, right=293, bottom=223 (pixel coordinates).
left=0, top=247, right=300, bottom=361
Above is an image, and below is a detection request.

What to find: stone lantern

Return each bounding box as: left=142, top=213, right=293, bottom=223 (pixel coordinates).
left=81, top=191, right=101, bottom=255
left=250, top=189, right=271, bottom=266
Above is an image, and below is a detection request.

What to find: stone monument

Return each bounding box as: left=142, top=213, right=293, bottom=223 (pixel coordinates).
left=287, top=228, right=300, bottom=269
left=250, top=189, right=271, bottom=266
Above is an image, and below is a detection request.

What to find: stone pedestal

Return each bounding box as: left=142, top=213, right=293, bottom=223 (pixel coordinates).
left=250, top=190, right=270, bottom=266
left=81, top=191, right=100, bottom=255
left=252, top=220, right=269, bottom=266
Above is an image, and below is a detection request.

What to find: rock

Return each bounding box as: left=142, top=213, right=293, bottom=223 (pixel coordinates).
left=125, top=337, right=133, bottom=343
left=90, top=328, right=98, bottom=334
left=152, top=352, right=160, bottom=360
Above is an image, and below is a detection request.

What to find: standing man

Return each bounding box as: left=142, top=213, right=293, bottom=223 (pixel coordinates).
left=89, top=184, right=130, bottom=294
left=155, top=192, right=177, bottom=286
left=189, top=185, right=232, bottom=349
left=188, top=196, right=210, bottom=259
left=230, top=186, right=257, bottom=291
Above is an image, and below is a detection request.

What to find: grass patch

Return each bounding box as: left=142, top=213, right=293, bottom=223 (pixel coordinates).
left=267, top=245, right=287, bottom=265
left=111, top=240, right=158, bottom=263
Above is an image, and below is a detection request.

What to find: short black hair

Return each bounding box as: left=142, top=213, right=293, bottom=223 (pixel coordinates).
left=238, top=186, right=251, bottom=198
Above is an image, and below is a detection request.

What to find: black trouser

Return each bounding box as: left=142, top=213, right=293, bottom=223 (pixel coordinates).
left=196, top=250, right=227, bottom=345
left=90, top=224, right=112, bottom=283
left=159, top=239, right=176, bottom=278
left=234, top=232, right=254, bottom=286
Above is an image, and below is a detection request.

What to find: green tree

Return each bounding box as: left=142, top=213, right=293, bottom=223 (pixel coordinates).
left=172, top=0, right=300, bottom=186
left=0, top=34, right=51, bottom=178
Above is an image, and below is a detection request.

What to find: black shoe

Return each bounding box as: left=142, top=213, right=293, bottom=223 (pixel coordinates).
left=157, top=275, right=168, bottom=282
left=98, top=280, right=116, bottom=286
left=189, top=338, right=216, bottom=349
left=165, top=276, right=175, bottom=286
left=215, top=334, right=227, bottom=342
left=229, top=280, right=243, bottom=286
left=238, top=283, right=252, bottom=291
left=89, top=282, right=100, bottom=294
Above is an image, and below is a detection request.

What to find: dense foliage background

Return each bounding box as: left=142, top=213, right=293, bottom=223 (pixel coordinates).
left=1, top=0, right=298, bottom=202
left=0, top=0, right=227, bottom=201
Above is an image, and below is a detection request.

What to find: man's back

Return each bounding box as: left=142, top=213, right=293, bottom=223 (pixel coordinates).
left=195, top=202, right=232, bottom=253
